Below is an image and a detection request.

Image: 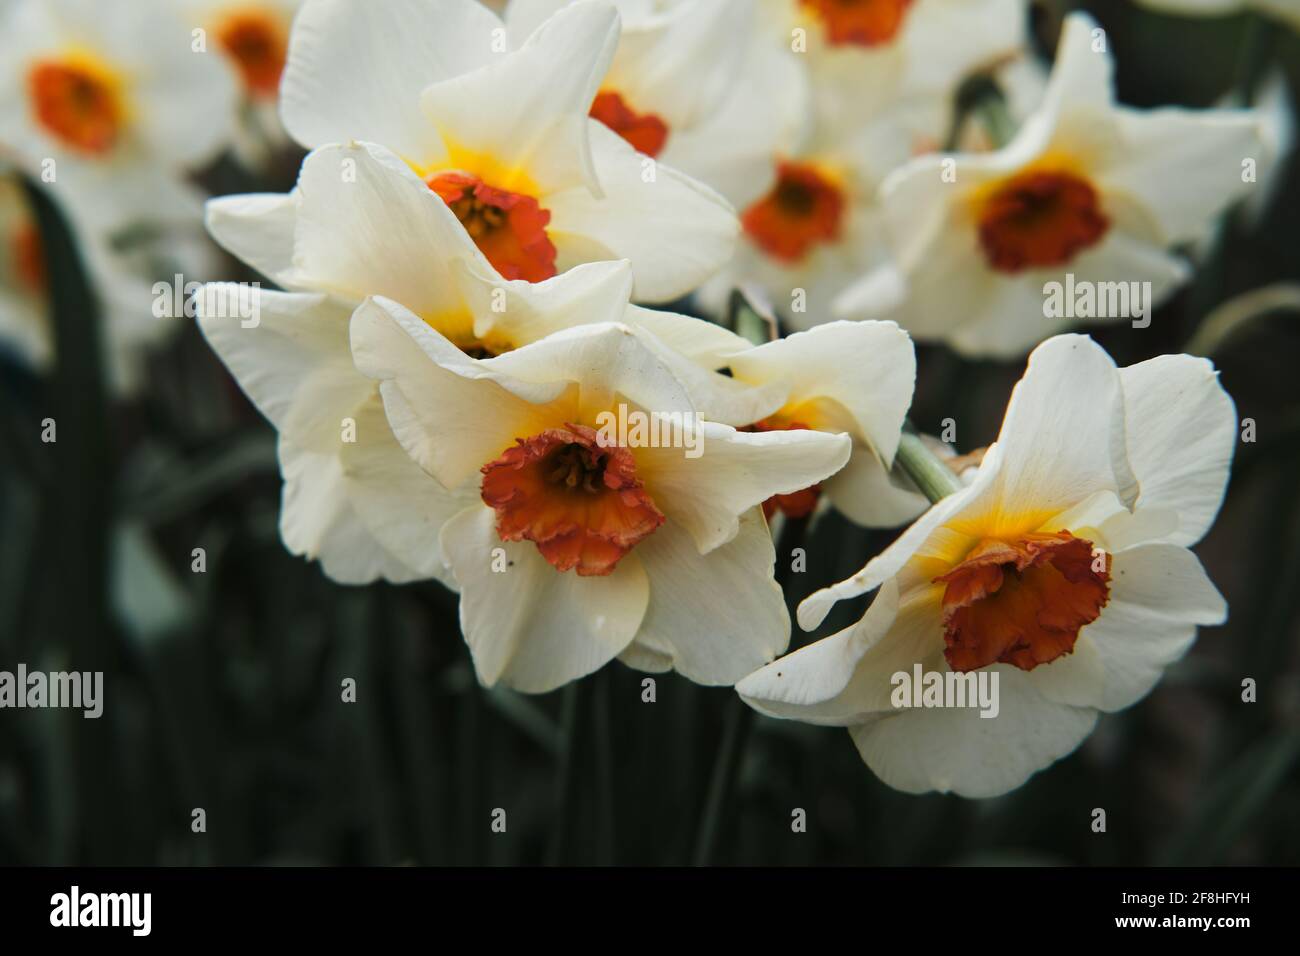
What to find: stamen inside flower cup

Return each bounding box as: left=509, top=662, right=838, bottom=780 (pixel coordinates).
left=974, top=167, right=1110, bottom=273
left=589, top=91, right=669, bottom=158
left=742, top=161, right=846, bottom=263
left=426, top=170, right=557, bottom=282
left=801, top=0, right=915, bottom=47
left=27, top=55, right=125, bottom=155
left=480, top=422, right=664, bottom=576
left=934, top=531, right=1111, bottom=672
left=214, top=7, right=290, bottom=98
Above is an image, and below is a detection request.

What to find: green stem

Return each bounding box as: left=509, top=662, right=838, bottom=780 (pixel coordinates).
left=24, top=178, right=121, bottom=862
left=894, top=429, right=963, bottom=505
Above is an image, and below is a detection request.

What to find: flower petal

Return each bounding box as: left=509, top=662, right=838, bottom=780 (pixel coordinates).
left=1084, top=542, right=1226, bottom=712
left=281, top=0, right=503, bottom=162
left=350, top=295, right=569, bottom=489
left=440, top=504, right=648, bottom=692
left=635, top=422, right=850, bottom=554
left=1119, top=354, right=1236, bottom=547
left=278, top=434, right=422, bottom=584
left=195, top=286, right=370, bottom=452
left=630, top=509, right=789, bottom=685
left=547, top=122, right=738, bottom=303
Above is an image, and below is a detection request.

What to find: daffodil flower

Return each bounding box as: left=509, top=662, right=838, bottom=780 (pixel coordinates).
left=699, top=0, right=1025, bottom=328
left=720, top=320, right=926, bottom=526
left=0, top=169, right=211, bottom=393
left=0, top=0, right=237, bottom=228
left=738, top=334, right=1235, bottom=797
left=279, top=0, right=737, bottom=301
left=351, top=313, right=852, bottom=692
left=505, top=0, right=805, bottom=211
left=177, top=0, right=303, bottom=161
left=199, top=140, right=758, bottom=584
left=836, top=13, right=1267, bottom=355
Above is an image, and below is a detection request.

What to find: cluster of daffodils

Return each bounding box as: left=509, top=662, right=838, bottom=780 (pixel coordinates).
left=2, top=0, right=1261, bottom=798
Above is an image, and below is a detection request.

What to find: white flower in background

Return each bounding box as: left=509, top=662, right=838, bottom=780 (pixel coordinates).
left=699, top=0, right=1025, bottom=329
left=180, top=0, right=301, bottom=101
left=505, top=0, right=806, bottom=211
left=836, top=13, right=1267, bottom=356
left=0, top=169, right=213, bottom=393
left=200, top=140, right=760, bottom=585
left=176, top=0, right=304, bottom=161
left=351, top=314, right=852, bottom=692
left=0, top=0, right=237, bottom=228
left=1131, top=0, right=1300, bottom=31
left=739, top=334, right=1235, bottom=798
left=764, top=0, right=1027, bottom=130
left=720, top=320, right=925, bottom=526
left=280, top=0, right=737, bottom=301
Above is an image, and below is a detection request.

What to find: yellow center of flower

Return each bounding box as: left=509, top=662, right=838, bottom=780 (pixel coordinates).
left=27, top=53, right=125, bottom=155
left=933, top=531, right=1111, bottom=672
left=425, top=170, right=558, bottom=283
left=481, top=422, right=664, bottom=576
left=589, top=90, right=669, bottom=158
left=975, top=168, right=1110, bottom=273
left=214, top=6, right=290, bottom=98
left=742, top=160, right=846, bottom=264
left=800, top=0, right=914, bottom=47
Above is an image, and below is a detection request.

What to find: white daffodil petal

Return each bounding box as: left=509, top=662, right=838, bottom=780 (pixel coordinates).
left=460, top=257, right=633, bottom=345
left=728, top=320, right=916, bottom=465
left=441, top=505, right=648, bottom=692
left=351, top=296, right=568, bottom=489
left=636, top=423, right=850, bottom=555
left=622, top=304, right=753, bottom=368
left=194, top=286, right=369, bottom=452
left=204, top=192, right=300, bottom=287
left=1101, top=108, right=1265, bottom=245
left=630, top=510, right=789, bottom=686
left=738, top=579, right=910, bottom=726
left=485, top=321, right=696, bottom=423
left=278, top=434, right=423, bottom=585
left=281, top=0, right=503, bottom=161
left=1119, top=354, right=1236, bottom=547
left=290, top=142, right=487, bottom=321
left=849, top=667, right=1099, bottom=798
left=339, top=393, right=473, bottom=590
left=1084, top=542, right=1227, bottom=712
left=797, top=446, right=1005, bottom=631
left=547, top=122, right=738, bottom=303
left=419, top=0, right=618, bottom=195
left=965, top=335, right=1127, bottom=539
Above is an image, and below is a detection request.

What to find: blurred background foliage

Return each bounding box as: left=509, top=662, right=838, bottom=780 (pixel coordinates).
left=1, top=0, right=1299, bottom=866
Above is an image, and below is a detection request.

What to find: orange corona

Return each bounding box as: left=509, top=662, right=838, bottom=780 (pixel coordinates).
left=27, top=58, right=123, bottom=155
left=934, top=531, right=1111, bottom=672
left=215, top=8, right=290, bottom=97
left=977, top=169, right=1109, bottom=273
left=801, top=0, right=914, bottom=47
left=480, top=423, right=664, bottom=576
left=589, top=91, right=669, bottom=158
left=743, top=161, right=845, bottom=264
left=427, top=171, right=558, bottom=283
